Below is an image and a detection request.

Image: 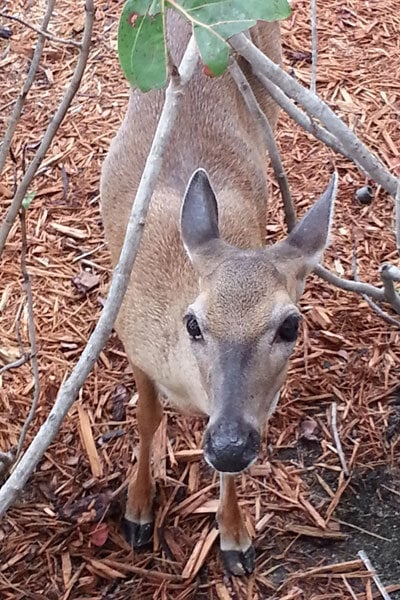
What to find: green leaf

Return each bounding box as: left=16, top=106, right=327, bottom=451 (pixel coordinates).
left=178, top=0, right=291, bottom=24
left=193, top=26, right=228, bottom=76
left=118, top=1, right=167, bottom=92
left=22, top=191, right=36, bottom=210
left=172, top=0, right=291, bottom=77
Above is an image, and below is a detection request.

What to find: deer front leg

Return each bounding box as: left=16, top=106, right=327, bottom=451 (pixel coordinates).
left=122, top=366, right=163, bottom=548
left=217, top=474, right=255, bottom=576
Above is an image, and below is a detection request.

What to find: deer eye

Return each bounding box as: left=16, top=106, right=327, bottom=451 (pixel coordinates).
left=276, top=314, right=301, bottom=343
left=185, top=314, right=203, bottom=340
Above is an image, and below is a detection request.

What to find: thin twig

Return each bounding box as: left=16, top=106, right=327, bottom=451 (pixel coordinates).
left=0, top=34, right=199, bottom=518
left=337, top=519, right=391, bottom=542
left=351, top=238, right=400, bottom=327
left=380, top=263, right=400, bottom=314
left=358, top=550, right=392, bottom=600
left=310, top=0, right=318, bottom=94
left=0, top=354, right=30, bottom=376
left=0, top=0, right=95, bottom=256
left=228, top=58, right=296, bottom=231
left=395, top=179, right=400, bottom=257
left=330, top=402, right=349, bottom=477
left=247, top=66, right=347, bottom=157
left=355, top=291, right=400, bottom=328
left=230, top=34, right=398, bottom=197
left=0, top=11, right=82, bottom=48
left=0, top=0, right=56, bottom=178
left=314, top=265, right=385, bottom=302
left=14, top=300, right=26, bottom=357
left=14, top=209, right=41, bottom=460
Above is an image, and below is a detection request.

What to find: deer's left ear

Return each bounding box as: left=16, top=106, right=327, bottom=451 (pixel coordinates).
left=269, top=172, right=338, bottom=298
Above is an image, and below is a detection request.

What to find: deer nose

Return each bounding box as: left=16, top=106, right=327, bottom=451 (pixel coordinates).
left=203, top=420, right=260, bottom=473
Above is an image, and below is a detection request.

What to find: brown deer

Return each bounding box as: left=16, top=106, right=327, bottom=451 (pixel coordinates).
left=100, top=12, right=337, bottom=576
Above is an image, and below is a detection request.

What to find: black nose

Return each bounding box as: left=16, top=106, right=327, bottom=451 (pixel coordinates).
left=203, top=420, right=260, bottom=473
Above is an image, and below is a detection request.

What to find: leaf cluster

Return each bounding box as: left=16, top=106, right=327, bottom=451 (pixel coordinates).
left=118, top=0, right=291, bottom=91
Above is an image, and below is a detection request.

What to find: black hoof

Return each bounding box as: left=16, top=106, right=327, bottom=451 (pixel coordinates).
left=122, top=517, right=154, bottom=548
left=221, top=545, right=255, bottom=576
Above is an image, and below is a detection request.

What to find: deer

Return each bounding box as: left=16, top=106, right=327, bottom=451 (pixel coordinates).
left=100, top=11, right=337, bottom=576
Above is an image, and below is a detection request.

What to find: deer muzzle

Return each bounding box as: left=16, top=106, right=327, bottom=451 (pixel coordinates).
left=203, top=419, right=260, bottom=473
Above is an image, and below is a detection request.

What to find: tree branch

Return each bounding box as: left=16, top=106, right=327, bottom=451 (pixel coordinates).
left=241, top=57, right=348, bottom=157
left=228, top=47, right=399, bottom=318
left=0, top=0, right=95, bottom=256
left=228, top=57, right=296, bottom=231
left=351, top=238, right=400, bottom=328
left=0, top=11, right=82, bottom=48
left=15, top=208, right=41, bottom=460
left=314, top=265, right=384, bottom=302
left=0, top=0, right=56, bottom=178
left=395, top=179, right=400, bottom=257
left=0, top=355, right=30, bottom=376
left=380, top=263, right=400, bottom=314
left=230, top=33, right=398, bottom=198
left=0, top=34, right=199, bottom=518
left=310, top=0, right=318, bottom=95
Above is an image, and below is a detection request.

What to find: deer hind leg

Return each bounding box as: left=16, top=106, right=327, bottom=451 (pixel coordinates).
left=123, top=365, right=163, bottom=548
left=217, top=474, right=255, bottom=576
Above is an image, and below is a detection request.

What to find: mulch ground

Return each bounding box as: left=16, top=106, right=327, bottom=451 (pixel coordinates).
left=1, top=0, right=400, bottom=598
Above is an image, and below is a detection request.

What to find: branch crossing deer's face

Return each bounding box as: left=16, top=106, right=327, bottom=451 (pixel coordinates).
left=180, top=169, right=337, bottom=474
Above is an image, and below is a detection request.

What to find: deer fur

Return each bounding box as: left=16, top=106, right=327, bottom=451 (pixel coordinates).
left=100, top=11, right=337, bottom=576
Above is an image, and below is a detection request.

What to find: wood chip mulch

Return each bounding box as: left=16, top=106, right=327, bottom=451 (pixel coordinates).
left=1, top=0, right=400, bottom=598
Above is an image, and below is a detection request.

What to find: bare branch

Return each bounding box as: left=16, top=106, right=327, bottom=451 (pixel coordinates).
left=380, top=263, right=400, bottom=314
left=228, top=58, right=296, bottom=231
left=0, top=34, right=199, bottom=518
left=0, top=0, right=56, bottom=178
left=310, top=0, right=318, bottom=95
left=0, top=354, right=30, bottom=376
left=0, top=11, right=82, bottom=48
left=313, top=265, right=383, bottom=301
left=0, top=0, right=95, bottom=256
left=317, top=261, right=400, bottom=326
left=355, top=291, right=400, bottom=328
left=227, top=56, right=396, bottom=316
left=381, top=264, right=400, bottom=281
left=242, top=60, right=348, bottom=156
left=352, top=243, right=400, bottom=328
left=230, top=33, right=398, bottom=197
left=15, top=209, right=41, bottom=460
left=395, top=179, right=400, bottom=257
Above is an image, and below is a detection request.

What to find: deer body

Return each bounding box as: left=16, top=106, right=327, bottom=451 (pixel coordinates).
left=101, top=12, right=336, bottom=575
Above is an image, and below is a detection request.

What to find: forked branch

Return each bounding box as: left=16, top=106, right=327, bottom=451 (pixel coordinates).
left=0, top=0, right=56, bottom=178
left=310, top=0, right=318, bottom=94
left=0, top=11, right=82, bottom=48
left=395, top=180, right=400, bottom=257
left=230, top=33, right=398, bottom=197
left=0, top=0, right=95, bottom=256
left=15, top=208, right=41, bottom=460
left=229, top=34, right=400, bottom=322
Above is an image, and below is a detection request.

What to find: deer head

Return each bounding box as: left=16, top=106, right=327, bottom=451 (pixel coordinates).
left=180, top=168, right=337, bottom=473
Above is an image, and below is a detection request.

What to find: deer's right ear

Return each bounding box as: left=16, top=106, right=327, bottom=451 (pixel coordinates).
left=180, top=169, right=220, bottom=267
